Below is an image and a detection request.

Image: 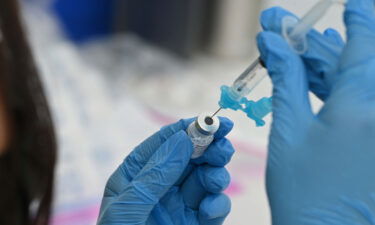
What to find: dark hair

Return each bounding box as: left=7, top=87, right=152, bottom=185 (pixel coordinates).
left=0, top=0, right=57, bottom=225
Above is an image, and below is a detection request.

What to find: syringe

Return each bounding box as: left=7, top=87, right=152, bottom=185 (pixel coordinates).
left=214, top=0, right=346, bottom=125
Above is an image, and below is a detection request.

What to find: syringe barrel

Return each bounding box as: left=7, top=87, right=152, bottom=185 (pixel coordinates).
left=289, top=0, right=334, bottom=39
left=232, top=58, right=267, bottom=98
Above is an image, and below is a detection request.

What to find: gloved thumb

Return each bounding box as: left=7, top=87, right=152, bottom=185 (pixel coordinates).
left=100, top=131, right=193, bottom=224
left=199, top=194, right=231, bottom=225
left=257, top=32, right=313, bottom=141
left=340, top=0, right=375, bottom=78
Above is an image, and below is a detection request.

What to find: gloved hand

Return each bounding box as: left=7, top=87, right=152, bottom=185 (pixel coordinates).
left=97, top=117, right=235, bottom=225
left=257, top=0, right=375, bottom=224
left=260, top=6, right=345, bottom=101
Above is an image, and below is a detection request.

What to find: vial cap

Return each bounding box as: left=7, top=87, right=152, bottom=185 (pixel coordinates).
left=195, top=113, right=220, bottom=135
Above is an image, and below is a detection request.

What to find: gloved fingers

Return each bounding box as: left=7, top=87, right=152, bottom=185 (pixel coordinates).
left=260, top=6, right=295, bottom=34
left=198, top=194, right=231, bottom=225
left=257, top=31, right=314, bottom=136
left=302, top=27, right=345, bottom=101
left=304, top=28, right=344, bottom=100
left=192, top=138, right=235, bottom=167
left=261, top=7, right=345, bottom=47
left=196, top=166, right=230, bottom=193
left=323, top=28, right=345, bottom=46
left=214, top=117, right=234, bottom=139
left=260, top=7, right=344, bottom=101
left=180, top=165, right=230, bottom=209
left=341, top=0, right=375, bottom=71
left=345, top=0, right=375, bottom=40
left=113, top=131, right=192, bottom=200
left=329, top=62, right=375, bottom=103
left=121, top=119, right=193, bottom=181
left=191, top=117, right=234, bottom=166
left=172, top=117, right=232, bottom=185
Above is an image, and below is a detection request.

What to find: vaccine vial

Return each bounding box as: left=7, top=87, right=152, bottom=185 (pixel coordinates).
left=187, top=113, right=220, bottom=159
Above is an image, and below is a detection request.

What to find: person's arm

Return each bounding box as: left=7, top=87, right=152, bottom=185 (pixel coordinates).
left=258, top=0, right=375, bottom=224
left=97, top=117, right=235, bottom=225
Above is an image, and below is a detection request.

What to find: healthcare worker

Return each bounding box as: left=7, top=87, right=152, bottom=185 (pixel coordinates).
left=0, top=1, right=57, bottom=225
left=98, top=0, right=375, bottom=224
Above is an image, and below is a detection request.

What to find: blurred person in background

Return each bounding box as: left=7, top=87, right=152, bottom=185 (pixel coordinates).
left=0, top=0, right=57, bottom=224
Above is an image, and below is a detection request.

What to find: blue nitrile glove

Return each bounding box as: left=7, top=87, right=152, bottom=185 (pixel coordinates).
left=97, top=117, right=235, bottom=225
left=257, top=0, right=375, bottom=224
left=260, top=7, right=345, bottom=101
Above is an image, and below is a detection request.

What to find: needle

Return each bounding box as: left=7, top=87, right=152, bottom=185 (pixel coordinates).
left=211, top=107, right=222, bottom=117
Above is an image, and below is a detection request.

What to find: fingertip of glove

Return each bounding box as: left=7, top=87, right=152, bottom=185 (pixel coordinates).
left=260, top=7, right=294, bottom=32
left=324, top=28, right=339, bottom=37
left=218, top=139, right=235, bottom=162
left=257, top=32, right=291, bottom=62
left=323, top=28, right=345, bottom=46
left=180, top=117, right=196, bottom=129
left=203, top=139, right=235, bottom=166
left=197, top=166, right=230, bottom=193
left=256, top=32, right=269, bottom=55
left=218, top=117, right=234, bottom=127
left=199, top=194, right=231, bottom=219
left=215, top=117, right=234, bottom=139
left=159, top=118, right=196, bottom=135
left=159, top=120, right=186, bottom=139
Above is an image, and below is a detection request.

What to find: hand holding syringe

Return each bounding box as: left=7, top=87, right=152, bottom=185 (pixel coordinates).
left=186, top=0, right=346, bottom=160
left=213, top=0, right=346, bottom=126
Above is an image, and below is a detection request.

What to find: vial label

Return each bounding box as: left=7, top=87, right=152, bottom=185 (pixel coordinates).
left=190, top=138, right=213, bottom=159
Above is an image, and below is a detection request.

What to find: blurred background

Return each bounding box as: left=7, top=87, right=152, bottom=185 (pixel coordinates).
left=20, top=0, right=345, bottom=224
